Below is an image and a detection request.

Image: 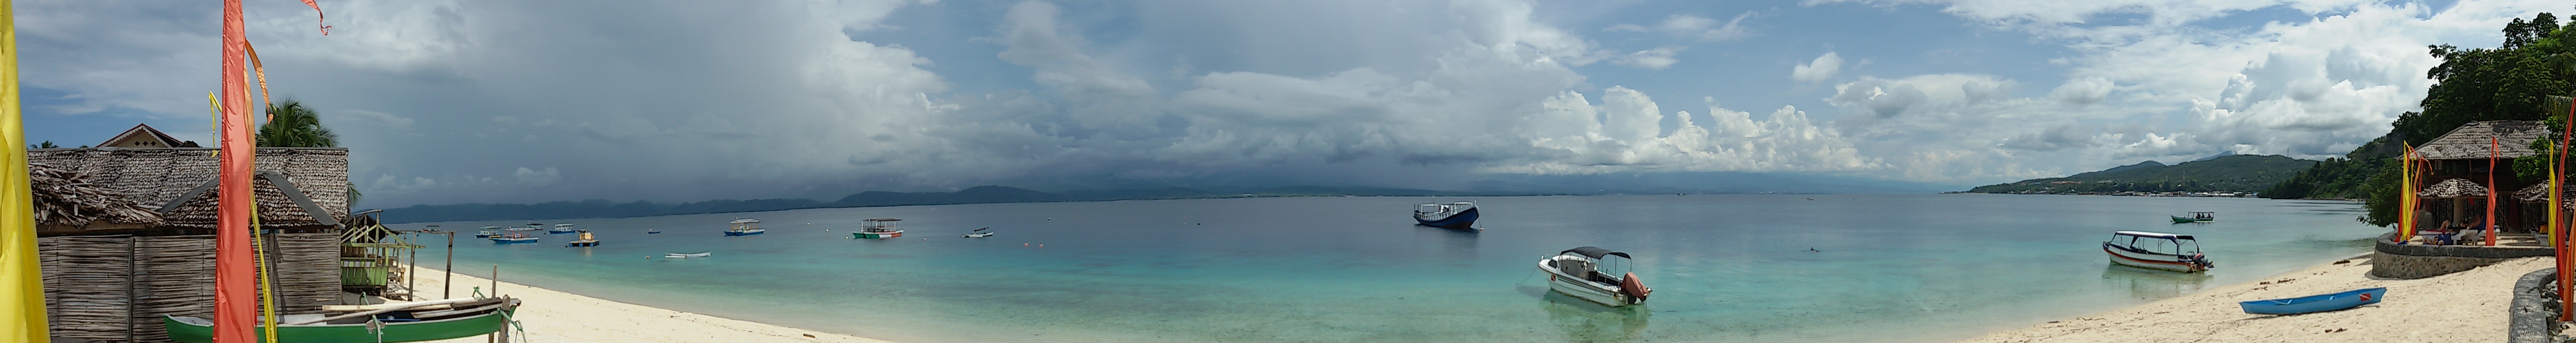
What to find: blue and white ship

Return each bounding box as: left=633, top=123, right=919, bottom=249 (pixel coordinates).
left=1413, top=202, right=1479, bottom=229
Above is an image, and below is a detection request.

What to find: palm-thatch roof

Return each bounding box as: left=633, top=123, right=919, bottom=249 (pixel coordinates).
left=30, top=162, right=161, bottom=226
left=2420, top=178, right=2491, bottom=199
left=2415, top=121, right=2552, bottom=160
left=29, top=147, right=348, bottom=231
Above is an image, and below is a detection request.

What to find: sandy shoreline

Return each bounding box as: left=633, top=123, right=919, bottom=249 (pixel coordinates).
left=394, top=265, right=896, bottom=343
left=1960, top=255, right=2549, bottom=343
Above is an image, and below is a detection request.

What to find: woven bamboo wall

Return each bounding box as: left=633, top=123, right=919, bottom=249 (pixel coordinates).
left=40, top=233, right=342, bottom=342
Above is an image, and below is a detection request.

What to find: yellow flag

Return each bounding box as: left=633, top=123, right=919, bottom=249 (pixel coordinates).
left=0, top=0, right=55, bottom=340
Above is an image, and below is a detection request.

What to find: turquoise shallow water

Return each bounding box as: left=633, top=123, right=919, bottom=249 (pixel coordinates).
left=401, top=194, right=2379, bottom=342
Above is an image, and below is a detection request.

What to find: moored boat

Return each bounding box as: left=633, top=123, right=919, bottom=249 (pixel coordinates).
left=1414, top=202, right=1480, bottom=229
left=164, top=297, right=519, bottom=343
left=548, top=222, right=577, bottom=233
left=961, top=227, right=993, bottom=238
left=2104, top=231, right=2214, bottom=272
left=857, top=218, right=905, bottom=239
left=566, top=232, right=599, bottom=247
left=2170, top=211, right=2215, bottom=223
left=646, top=228, right=661, bottom=234
left=488, top=233, right=539, bottom=244
left=665, top=251, right=711, bottom=258
left=1537, top=246, right=1651, bottom=307
left=504, top=223, right=539, bottom=232
left=724, top=218, right=766, bottom=236
left=474, top=226, right=501, bottom=238
left=2240, top=287, right=2387, bottom=315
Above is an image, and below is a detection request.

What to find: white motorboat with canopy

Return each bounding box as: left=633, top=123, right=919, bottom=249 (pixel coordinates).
left=1538, top=246, right=1652, bottom=306
left=2103, top=231, right=2214, bottom=272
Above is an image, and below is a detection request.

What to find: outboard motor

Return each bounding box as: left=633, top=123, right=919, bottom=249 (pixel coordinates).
left=1619, top=272, right=1651, bottom=304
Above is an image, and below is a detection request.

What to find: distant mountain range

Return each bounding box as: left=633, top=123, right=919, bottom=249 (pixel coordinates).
left=372, top=171, right=1967, bottom=224
left=1963, top=155, right=2319, bottom=195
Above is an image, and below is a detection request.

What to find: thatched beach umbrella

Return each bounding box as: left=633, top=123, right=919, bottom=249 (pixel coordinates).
left=2420, top=178, right=2491, bottom=231
left=29, top=162, right=162, bottom=227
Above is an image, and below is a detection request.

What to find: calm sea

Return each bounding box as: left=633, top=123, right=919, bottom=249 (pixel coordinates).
left=400, top=194, right=2379, bottom=342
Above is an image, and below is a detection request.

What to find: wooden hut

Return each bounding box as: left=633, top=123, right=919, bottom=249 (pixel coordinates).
left=28, top=146, right=349, bottom=342
left=2411, top=120, right=2552, bottom=243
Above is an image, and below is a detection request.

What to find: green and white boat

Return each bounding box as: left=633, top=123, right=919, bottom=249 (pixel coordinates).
left=164, top=297, right=518, bottom=343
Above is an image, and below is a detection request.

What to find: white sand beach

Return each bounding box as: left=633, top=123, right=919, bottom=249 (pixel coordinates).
left=1962, top=256, right=2550, bottom=343
left=400, top=266, right=895, bottom=343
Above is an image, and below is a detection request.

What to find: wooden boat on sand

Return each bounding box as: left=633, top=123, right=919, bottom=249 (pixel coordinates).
left=164, top=297, right=519, bottom=343
left=2240, top=287, right=2386, bottom=315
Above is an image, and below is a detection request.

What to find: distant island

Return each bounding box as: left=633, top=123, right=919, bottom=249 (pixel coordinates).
left=374, top=185, right=1563, bottom=224
left=1960, top=155, right=2319, bottom=196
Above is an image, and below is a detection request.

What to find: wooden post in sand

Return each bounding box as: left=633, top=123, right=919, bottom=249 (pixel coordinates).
left=444, top=231, right=455, bottom=300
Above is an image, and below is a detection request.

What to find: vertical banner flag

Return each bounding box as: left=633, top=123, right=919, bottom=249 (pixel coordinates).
left=0, top=0, right=50, bottom=341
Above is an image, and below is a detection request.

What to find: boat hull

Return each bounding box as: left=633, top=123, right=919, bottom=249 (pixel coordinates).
left=2240, top=287, right=2386, bottom=315
left=566, top=241, right=598, bottom=247
left=1415, top=207, right=1480, bottom=228
left=163, top=309, right=513, bottom=343
left=2104, top=244, right=2207, bottom=272
left=724, top=229, right=766, bottom=236
left=857, top=230, right=904, bottom=239
left=488, top=238, right=537, bottom=244
left=2170, top=216, right=2211, bottom=223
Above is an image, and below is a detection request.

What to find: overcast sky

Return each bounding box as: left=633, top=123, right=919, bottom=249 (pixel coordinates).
left=20, top=0, right=2566, bottom=207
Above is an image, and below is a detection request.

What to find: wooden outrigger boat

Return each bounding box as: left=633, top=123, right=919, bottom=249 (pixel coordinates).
left=2104, top=231, right=2214, bottom=272
left=488, top=233, right=539, bottom=244
left=165, top=297, right=519, bottom=343
left=2171, top=211, right=2214, bottom=223
left=1537, top=246, right=1652, bottom=307
left=2240, top=287, right=2386, bottom=315
left=724, top=218, right=766, bottom=236
left=665, top=251, right=712, bottom=258
left=856, top=218, right=905, bottom=239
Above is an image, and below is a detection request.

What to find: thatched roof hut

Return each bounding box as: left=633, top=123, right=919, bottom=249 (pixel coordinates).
left=29, top=147, right=348, bottom=235
left=2421, top=178, right=2491, bottom=199
left=2415, top=121, right=2551, bottom=160
left=30, top=162, right=162, bottom=227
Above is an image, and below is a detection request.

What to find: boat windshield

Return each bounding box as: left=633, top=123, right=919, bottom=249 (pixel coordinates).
left=2110, top=234, right=2202, bottom=254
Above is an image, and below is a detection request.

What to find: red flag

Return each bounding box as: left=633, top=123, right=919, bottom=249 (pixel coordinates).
left=2490, top=137, right=2500, bottom=246
left=215, top=0, right=258, bottom=341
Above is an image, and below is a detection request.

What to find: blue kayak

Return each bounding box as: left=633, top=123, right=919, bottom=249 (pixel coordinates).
left=2239, top=287, right=2386, bottom=315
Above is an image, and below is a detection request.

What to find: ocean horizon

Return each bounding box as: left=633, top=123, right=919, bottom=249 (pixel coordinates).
left=397, top=194, right=2379, bottom=342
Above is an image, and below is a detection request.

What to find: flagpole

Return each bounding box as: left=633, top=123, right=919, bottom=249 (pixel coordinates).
left=0, top=0, right=52, bottom=340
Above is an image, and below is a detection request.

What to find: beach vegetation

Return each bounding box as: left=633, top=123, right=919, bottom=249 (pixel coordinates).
left=28, top=140, right=56, bottom=149
left=255, top=97, right=361, bottom=207
left=2333, top=11, right=2576, bottom=226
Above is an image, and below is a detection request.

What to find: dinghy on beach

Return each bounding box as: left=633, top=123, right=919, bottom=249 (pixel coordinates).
left=1538, top=246, right=1651, bottom=307
left=2240, top=287, right=2385, bottom=315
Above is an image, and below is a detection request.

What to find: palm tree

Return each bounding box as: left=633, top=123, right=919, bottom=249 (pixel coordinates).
left=28, top=141, right=57, bottom=149
left=257, top=98, right=338, bottom=148
left=255, top=98, right=361, bottom=206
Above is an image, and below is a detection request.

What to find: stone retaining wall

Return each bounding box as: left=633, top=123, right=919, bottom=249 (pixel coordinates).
left=2510, top=268, right=2557, bottom=343
left=2372, top=233, right=2556, bottom=279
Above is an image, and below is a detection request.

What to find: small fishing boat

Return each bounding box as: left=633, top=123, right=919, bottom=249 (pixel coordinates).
left=961, top=227, right=993, bottom=238
left=548, top=223, right=577, bottom=233
left=2240, top=287, right=2387, bottom=315
left=724, top=218, right=766, bottom=236
left=665, top=251, right=711, bottom=258
left=2171, top=211, right=2215, bottom=223
left=504, top=223, right=540, bottom=232
left=1537, top=246, right=1651, bottom=307
left=164, top=297, right=519, bottom=343
left=473, top=226, right=501, bottom=238
left=565, top=232, right=599, bottom=247
left=856, top=218, right=905, bottom=239
left=2104, top=231, right=2214, bottom=272
left=418, top=225, right=447, bottom=233
left=1414, top=202, right=1480, bottom=229
left=488, top=233, right=539, bottom=244
left=646, top=228, right=661, bottom=234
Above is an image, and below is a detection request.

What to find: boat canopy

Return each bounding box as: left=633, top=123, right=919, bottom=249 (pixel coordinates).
left=865, top=218, right=902, bottom=222
left=1561, top=246, right=1633, bottom=260
left=2114, top=231, right=2194, bottom=240
left=730, top=218, right=760, bottom=224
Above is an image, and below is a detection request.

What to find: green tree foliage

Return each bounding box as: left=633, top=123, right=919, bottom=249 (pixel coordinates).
left=28, top=141, right=56, bottom=149
left=256, top=98, right=338, bottom=148
left=253, top=98, right=359, bottom=206
left=2343, top=12, right=2576, bottom=227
